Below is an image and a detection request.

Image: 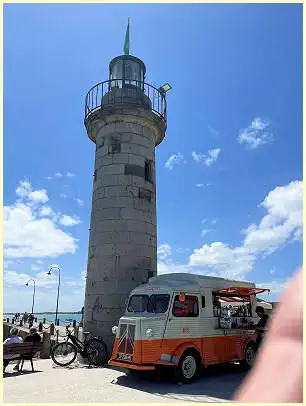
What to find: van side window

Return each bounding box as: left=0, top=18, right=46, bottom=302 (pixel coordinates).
left=201, top=296, right=205, bottom=308
left=172, top=295, right=199, bottom=317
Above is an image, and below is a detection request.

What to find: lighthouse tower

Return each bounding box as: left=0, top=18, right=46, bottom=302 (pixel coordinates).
left=83, top=22, right=169, bottom=352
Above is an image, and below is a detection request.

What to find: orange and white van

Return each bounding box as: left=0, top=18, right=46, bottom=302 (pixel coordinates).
left=108, top=273, right=270, bottom=382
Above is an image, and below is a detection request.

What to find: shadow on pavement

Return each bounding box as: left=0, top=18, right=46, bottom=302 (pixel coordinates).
left=110, top=363, right=249, bottom=402
left=3, top=370, right=42, bottom=379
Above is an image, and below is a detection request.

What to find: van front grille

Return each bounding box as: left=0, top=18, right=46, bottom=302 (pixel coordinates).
left=117, top=323, right=135, bottom=361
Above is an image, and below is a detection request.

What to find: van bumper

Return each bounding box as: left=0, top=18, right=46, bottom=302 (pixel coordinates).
left=108, top=360, right=155, bottom=371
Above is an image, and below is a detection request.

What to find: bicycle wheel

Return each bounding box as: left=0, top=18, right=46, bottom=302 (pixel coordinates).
left=51, top=342, right=77, bottom=367
left=84, top=338, right=108, bottom=366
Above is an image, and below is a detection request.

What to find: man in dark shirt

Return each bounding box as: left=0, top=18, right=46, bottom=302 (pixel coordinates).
left=24, top=327, right=41, bottom=343
left=255, top=306, right=270, bottom=349
left=23, top=327, right=41, bottom=360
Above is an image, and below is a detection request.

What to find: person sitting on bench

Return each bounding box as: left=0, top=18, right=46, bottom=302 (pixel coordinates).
left=22, top=327, right=42, bottom=361
left=3, top=327, right=23, bottom=373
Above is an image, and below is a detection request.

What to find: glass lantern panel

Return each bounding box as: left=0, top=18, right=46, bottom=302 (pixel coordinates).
left=110, top=60, right=123, bottom=88
left=124, top=60, right=140, bottom=87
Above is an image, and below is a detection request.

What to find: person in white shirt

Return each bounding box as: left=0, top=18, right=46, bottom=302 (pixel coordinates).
left=3, top=327, right=23, bottom=373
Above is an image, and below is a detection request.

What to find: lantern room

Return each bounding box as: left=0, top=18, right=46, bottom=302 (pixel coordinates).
left=109, top=55, right=146, bottom=90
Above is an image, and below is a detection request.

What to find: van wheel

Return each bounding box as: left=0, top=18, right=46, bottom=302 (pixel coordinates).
left=243, top=343, right=256, bottom=369
left=174, top=352, right=199, bottom=383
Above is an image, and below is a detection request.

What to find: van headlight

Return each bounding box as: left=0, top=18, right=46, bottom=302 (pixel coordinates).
left=146, top=328, right=153, bottom=337
left=112, top=326, right=118, bottom=335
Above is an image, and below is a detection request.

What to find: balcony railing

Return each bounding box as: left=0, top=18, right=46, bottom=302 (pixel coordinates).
left=84, top=79, right=167, bottom=125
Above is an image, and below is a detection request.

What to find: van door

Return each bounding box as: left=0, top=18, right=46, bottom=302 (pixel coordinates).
left=203, top=291, right=227, bottom=365
left=162, top=293, right=202, bottom=359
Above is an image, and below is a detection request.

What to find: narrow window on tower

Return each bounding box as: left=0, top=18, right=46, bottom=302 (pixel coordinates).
left=93, top=169, right=97, bottom=182
left=145, top=160, right=153, bottom=183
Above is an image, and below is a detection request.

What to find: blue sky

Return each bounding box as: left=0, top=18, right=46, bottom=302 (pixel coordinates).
left=4, top=3, right=302, bottom=312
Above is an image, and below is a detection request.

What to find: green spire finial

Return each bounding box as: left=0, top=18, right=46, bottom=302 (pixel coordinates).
left=123, top=17, right=130, bottom=55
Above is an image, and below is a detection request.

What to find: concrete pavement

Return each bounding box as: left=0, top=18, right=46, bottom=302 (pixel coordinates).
left=3, top=359, right=248, bottom=403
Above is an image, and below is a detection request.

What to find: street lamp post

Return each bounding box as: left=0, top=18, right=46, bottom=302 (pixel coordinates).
left=47, top=265, right=61, bottom=324
left=25, top=279, right=36, bottom=314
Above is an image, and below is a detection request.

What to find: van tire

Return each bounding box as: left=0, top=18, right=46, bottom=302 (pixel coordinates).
left=242, top=343, right=256, bottom=369
left=174, top=350, right=200, bottom=384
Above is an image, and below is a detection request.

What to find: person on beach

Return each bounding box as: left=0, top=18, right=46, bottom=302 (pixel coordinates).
left=3, top=327, right=23, bottom=373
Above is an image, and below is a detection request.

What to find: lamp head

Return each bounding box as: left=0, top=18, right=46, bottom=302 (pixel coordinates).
left=159, top=83, right=172, bottom=94
left=47, top=271, right=51, bottom=275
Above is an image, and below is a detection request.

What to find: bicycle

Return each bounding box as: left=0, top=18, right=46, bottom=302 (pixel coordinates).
left=50, top=325, right=108, bottom=367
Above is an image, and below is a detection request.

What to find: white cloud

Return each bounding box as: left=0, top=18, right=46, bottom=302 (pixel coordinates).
left=208, top=125, right=220, bottom=137
left=176, top=247, right=191, bottom=253
left=189, top=242, right=255, bottom=280
left=45, top=176, right=52, bottom=180
left=192, top=149, right=220, bottom=167
left=205, top=148, right=220, bottom=167
left=165, top=153, right=185, bottom=170
left=242, top=180, right=302, bottom=255
left=60, top=194, right=68, bottom=199
left=189, top=180, right=302, bottom=280
left=238, top=117, right=274, bottom=149
left=59, top=215, right=81, bottom=227
left=256, top=277, right=293, bottom=302
left=157, top=243, right=172, bottom=261
left=201, top=229, right=212, bottom=237
left=158, top=261, right=193, bottom=276
left=39, top=206, right=54, bottom=217
left=4, top=181, right=78, bottom=258
left=196, top=184, right=204, bottom=188
left=15, top=180, right=49, bottom=204
left=4, top=269, right=57, bottom=288
left=202, top=217, right=218, bottom=225
left=31, top=264, right=41, bottom=271
left=36, top=260, right=44, bottom=265
left=75, top=198, right=84, bottom=207
left=66, top=172, right=75, bottom=178
left=157, top=242, right=297, bottom=302
left=16, top=181, right=31, bottom=198
left=55, top=172, right=63, bottom=178
left=192, top=152, right=205, bottom=163
left=28, top=189, right=49, bottom=203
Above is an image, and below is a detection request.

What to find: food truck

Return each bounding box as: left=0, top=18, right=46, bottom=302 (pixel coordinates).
left=108, top=273, right=270, bottom=382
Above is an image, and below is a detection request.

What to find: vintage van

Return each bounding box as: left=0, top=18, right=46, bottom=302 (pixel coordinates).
left=108, top=273, right=270, bottom=382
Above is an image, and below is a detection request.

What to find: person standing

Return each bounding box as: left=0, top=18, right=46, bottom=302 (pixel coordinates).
left=22, top=312, right=28, bottom=324
left=255, top=305, right=270, bottom=349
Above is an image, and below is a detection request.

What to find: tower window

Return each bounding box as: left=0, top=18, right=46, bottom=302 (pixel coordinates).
left=145, top=160, right=153, bottom=183
left=93, top=170, right=97, bottom=182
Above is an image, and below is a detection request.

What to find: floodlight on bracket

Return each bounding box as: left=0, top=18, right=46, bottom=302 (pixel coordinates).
left=159, top=83, right=172, bottom=94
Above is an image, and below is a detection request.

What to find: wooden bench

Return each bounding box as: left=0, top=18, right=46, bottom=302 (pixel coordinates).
left=3, top=342, right=43, bottom=372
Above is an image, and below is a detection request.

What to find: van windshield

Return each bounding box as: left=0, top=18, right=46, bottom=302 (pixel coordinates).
left=127, top=294, right=170, bottom=313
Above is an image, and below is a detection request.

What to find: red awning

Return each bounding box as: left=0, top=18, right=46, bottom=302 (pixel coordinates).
left=219, top=296, right=250, bottom=303
left=214, top=287, right=270, bottom=296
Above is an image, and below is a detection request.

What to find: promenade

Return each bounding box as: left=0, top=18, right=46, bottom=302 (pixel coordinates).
left=3, top=358, right=247, bottom=403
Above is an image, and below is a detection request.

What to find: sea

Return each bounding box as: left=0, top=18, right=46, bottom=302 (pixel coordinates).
left=3, top=313, right=82, bottom=326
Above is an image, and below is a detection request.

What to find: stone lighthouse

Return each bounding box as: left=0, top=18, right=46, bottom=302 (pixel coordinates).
left=82, top=22, right=170, bottom=353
